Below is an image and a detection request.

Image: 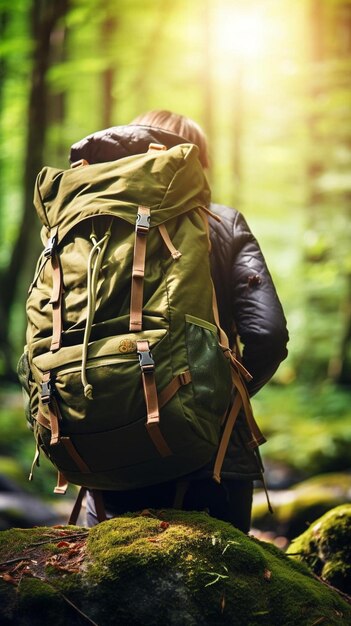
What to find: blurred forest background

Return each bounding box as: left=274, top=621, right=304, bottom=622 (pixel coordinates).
left=0, top=0, right=350, bottom=521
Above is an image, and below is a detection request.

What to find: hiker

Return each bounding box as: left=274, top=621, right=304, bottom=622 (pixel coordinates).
left=72, top=110, right=289, bottom=532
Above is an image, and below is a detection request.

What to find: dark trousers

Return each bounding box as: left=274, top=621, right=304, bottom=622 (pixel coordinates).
left=86, top=478, right=253, bottom=533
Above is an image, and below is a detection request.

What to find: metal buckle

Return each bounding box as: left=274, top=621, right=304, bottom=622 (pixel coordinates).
left=137, top=348, right=155, bottom=372
left=135, top=211, right=150, bottom=235
left=44, top=233, right=57, bottom=258
left=41, top=379, right=52, bottom=404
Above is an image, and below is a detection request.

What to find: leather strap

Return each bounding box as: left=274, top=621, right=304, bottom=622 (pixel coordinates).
left=49, top=250, right=63, bottom=352
left=158, top=371, right=192, bottom=409
left=129, top=206, right=150, bottom=332
left=68, top=488, right=107, bottom=525
left=213, top=359, right=266, bottom=484
left=60, top=437, right=91, bottom=473
left=36, top=408, right=50, bottom=429
left=158, top=223, right=182, bottom=260
left=48, top=398, right=61, bottom=445
left=213, top=393, right=242, bottom=484
left=68, top=486, right=87, bottom=525
left=230, top=364, right=265, bottom=448
left=39, top=373, right=61, bottom=445
left=91, top=489, right=107, bottom=523
left=54, top=471, right=69, bottom=494
left=137, top=339, right=172, bottom=458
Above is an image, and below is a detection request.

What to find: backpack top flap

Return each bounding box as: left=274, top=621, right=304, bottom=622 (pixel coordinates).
left=33, top=143, right=210, bottom=244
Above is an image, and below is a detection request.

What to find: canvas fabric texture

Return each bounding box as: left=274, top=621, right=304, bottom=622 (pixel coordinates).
left=19, top=142, right=262, bottom=494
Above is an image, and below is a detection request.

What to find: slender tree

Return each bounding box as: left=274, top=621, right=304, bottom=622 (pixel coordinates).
left=0, top=0, right=70, bottom=380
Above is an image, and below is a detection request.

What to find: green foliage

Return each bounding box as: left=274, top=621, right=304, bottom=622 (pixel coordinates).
left=0, top=0, right=351, bottom=499
left=253, top=382, right=351, bottom=474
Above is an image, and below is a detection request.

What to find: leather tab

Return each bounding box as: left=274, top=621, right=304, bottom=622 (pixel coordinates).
left=54, top=471, right=68, bottom=494
left=148, top=143, right=167, bottom=152
left=70, top=159, right=89, bottom=168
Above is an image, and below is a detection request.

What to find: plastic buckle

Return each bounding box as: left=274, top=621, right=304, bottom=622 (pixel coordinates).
left=135, top=211, right=150, bottom=235
left=137, top=349, right=155, bottom=373
left=41, top=379, right=52, bottom=404
left=44, top=233, right=57, bottom=258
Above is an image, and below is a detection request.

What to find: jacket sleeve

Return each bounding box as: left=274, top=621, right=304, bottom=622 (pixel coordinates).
left=230, top=211, right=289, bottom=396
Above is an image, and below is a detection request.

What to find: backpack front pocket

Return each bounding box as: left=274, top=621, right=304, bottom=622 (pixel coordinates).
left=185, top=314, right=232, bottom=420
left=34, top=329, right=168, bottom=433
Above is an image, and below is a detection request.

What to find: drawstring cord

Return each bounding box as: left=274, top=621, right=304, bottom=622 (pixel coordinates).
left=81, top=220, right=113, bottom=399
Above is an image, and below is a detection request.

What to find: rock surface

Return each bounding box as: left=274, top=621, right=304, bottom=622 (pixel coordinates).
left=287, top=503, right=351, bottom=595
left=252, top=472, right=351, bottom=539
left=0, top=510, right=350, bottom=626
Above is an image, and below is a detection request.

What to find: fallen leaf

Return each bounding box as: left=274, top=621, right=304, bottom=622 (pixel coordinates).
left=1, top=573, right=18, bottom=585
left=263, top=568, right=272, bottom=581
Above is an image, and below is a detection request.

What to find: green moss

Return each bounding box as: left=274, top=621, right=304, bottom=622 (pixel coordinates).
left=252, top=472, right=351, bottom=538
left=0, top=527, right=46, bottom=561
left=1, top=512, right=351, bottom=625
left=17, top=577, right=75, bottom=626
left=287, top=504, right=351, bottom=594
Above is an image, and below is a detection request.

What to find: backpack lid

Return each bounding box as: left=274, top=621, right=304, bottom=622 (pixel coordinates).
left=34, top=143, right=211, bottom=242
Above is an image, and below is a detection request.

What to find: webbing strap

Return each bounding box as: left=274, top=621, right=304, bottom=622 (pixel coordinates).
left=61, top=437, right=91, bottom=473
left=68, top=488, right=107, bottom=525
left=68, top=486, right=87, bottom=525
left=54, top=471, right=69, bottom=494
left=211, top=283, right=231, bottom=349
left=40, top=372, right=61, bottom=445
left=158, top=371, right=192, bottom=409
left=49, top=249, right=63, bottom=352
left=137, top=339, right=172, bottom=458
left=230, top=364, right=265, bottom=448
left=197, top=208, right=230, bottom=350
left=158, top=224, right=182, bottom=259
left=213, top=360, right=266, bottom=484
left=91, top=489, right=108, bottom=523
left=130, top=206, right=150, bottom=332
left=37, top=404, right=60, bottom=446
left=48, top=398, right=61, bottom=445
left=213, top=394, right=242, bottom=484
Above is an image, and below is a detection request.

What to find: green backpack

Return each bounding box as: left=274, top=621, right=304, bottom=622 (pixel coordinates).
left=18, top=142, right=264, bottom=518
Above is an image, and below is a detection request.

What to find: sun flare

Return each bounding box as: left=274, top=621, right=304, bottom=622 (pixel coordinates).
left=212, top=7, right=268, bottom=61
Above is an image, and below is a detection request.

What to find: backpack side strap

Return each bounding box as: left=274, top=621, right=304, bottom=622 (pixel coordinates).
left=137, top=339, right=172, bottom=458
left=130, top=206, right=150, bottom=332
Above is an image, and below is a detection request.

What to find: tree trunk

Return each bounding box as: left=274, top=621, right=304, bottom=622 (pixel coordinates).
left=0, top=0, right=70, bottom=380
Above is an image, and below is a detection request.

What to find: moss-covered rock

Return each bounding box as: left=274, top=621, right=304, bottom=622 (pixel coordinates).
left=252, top=472, right=351, bottom=539
left=0, top=510, right=350, bottom=625
left=287, top=503, right=351, bottom=595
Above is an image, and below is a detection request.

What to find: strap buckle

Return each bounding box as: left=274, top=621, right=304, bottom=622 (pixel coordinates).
left=44, top=232, right=58, bottom=258
left=41, top=378, right=53, bottom=404
left=135, top=211, right=150, bottom=235
left=137, top=348, right=155, bottom=373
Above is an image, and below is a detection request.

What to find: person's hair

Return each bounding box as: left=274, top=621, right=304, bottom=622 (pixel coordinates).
left=130, top=110, right=209, bottom=169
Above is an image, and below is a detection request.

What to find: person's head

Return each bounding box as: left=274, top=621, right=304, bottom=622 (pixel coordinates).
left=130, top=110, right=209, bottom=169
